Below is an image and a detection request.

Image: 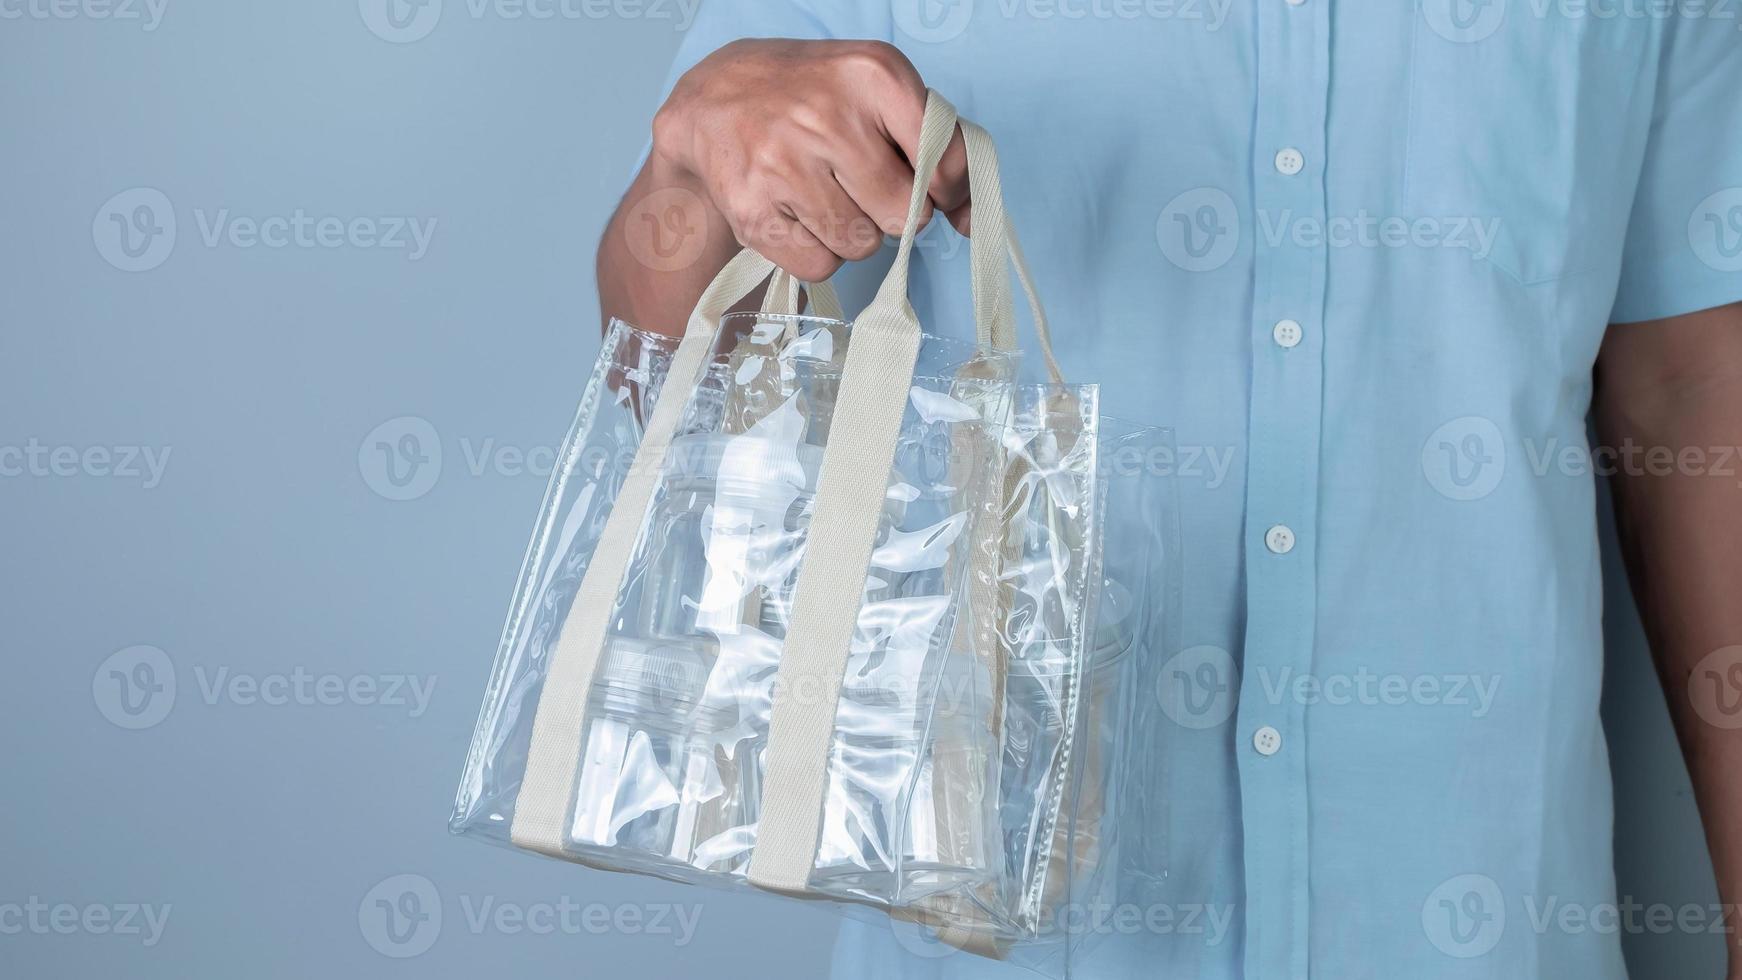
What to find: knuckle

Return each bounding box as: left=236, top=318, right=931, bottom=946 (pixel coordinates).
left=837, top=40, right=912, bottom=81
left=720, top=189, right=767, bottom=232
left=783, top=99, right=828, bottom=137
left=748, top=142, right=800, bottom=182
left=649, top=100, right=688, bottom=161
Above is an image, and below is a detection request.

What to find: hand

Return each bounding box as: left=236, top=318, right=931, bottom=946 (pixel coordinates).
left=648, top=38, right=970, bottom=282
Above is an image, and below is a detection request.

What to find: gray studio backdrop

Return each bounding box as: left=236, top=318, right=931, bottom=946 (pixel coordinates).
left=0, top=3, right=1724, bottom=979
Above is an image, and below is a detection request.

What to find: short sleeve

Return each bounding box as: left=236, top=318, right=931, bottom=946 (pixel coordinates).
left=1610, top=17, right=1742, bottom=324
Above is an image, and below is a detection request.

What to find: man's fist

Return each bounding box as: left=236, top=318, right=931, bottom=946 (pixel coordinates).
left=647, top=39, right=970, bottom=283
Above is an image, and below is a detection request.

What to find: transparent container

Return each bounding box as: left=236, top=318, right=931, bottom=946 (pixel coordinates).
left=451, top=312, right=1180, bottom=980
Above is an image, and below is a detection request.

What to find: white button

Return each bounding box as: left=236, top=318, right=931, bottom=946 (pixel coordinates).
left=1286, top=0, right=1307, bottom=6
left=1265, top=524, right=1296, bottom=555
left=1254, top=726, right=1283, bottom=756
left=1273, top=319, right=1303, bottom=349
left=1274, top=148, right=1305, bottom=176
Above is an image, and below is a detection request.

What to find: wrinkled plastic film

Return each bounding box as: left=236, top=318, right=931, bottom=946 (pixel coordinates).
left=453, top=317, right=1180, bottom=977
left=1054, top=419, right=1181, bottom=978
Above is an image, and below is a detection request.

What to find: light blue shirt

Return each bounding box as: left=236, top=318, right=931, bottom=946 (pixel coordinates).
left=657, top=3, right=1742, bottom=978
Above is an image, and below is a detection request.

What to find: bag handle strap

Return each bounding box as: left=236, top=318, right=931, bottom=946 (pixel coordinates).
left=764, top=116, right=1053, bottom=376
left=746, top=89, right=963, bottom=893
left=511, top=246, right=776, bottom=857
left=763, top=267, right=845, bottom=320
left=961, top=121, right=1064, bottom=383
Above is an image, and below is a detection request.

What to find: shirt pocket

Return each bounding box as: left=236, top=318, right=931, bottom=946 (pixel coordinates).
left=1405, top=6, right=1658, bottom=284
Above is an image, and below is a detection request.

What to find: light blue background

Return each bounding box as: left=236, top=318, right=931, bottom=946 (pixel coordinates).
left=0, top=2, right=1722, bottom=977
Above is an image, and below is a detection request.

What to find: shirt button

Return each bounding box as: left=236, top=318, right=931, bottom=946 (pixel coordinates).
left=1273, top=319, right=1303, bottom=349
left=1254, top=726, right=1283, bottom=756
left=1285, top=0, right=1307, bottom=6
left=1265, top=524, right=1296, bottom=555
left=1274, top=148, right=1305, bottom=176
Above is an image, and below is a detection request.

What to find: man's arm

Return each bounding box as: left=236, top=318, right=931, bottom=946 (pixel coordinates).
left=596, top=39, right=971, bottom=335
left=1595, top=301, right=1742, bottom=977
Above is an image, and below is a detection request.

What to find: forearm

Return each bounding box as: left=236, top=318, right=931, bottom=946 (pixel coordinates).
left=1604, top=429, right=1742, bottom=901
left=596, top=156, right=740, bottom=336
left=1596, top=305, right=1742, bottom=969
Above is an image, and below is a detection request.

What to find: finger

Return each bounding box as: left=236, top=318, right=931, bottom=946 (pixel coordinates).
left=833, top=143, right=934, bottom=240
left=876, top=90, right=972, bottom=218
left=945, top=200, right=972, bottom=238
left=779, top=169, right=884, bottom=264
left=728, top=205, right=843, bottom=284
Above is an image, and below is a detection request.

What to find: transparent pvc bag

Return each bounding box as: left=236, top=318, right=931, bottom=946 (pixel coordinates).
left=876, top=398, right=1181, bottom=978
left=452, top=91, right=1178, bottom=975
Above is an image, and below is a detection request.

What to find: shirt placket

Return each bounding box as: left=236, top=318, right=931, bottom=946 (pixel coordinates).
left=1237, top=0, right=1330, bottom=977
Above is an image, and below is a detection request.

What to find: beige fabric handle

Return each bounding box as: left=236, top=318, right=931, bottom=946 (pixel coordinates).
left=746, top=90, right=963, bottom=893
left=510, top=247, right=777, bottom=856
left=763, top=268, right=845, bottom=319
left=960, top=122, right=1064, bottom=383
